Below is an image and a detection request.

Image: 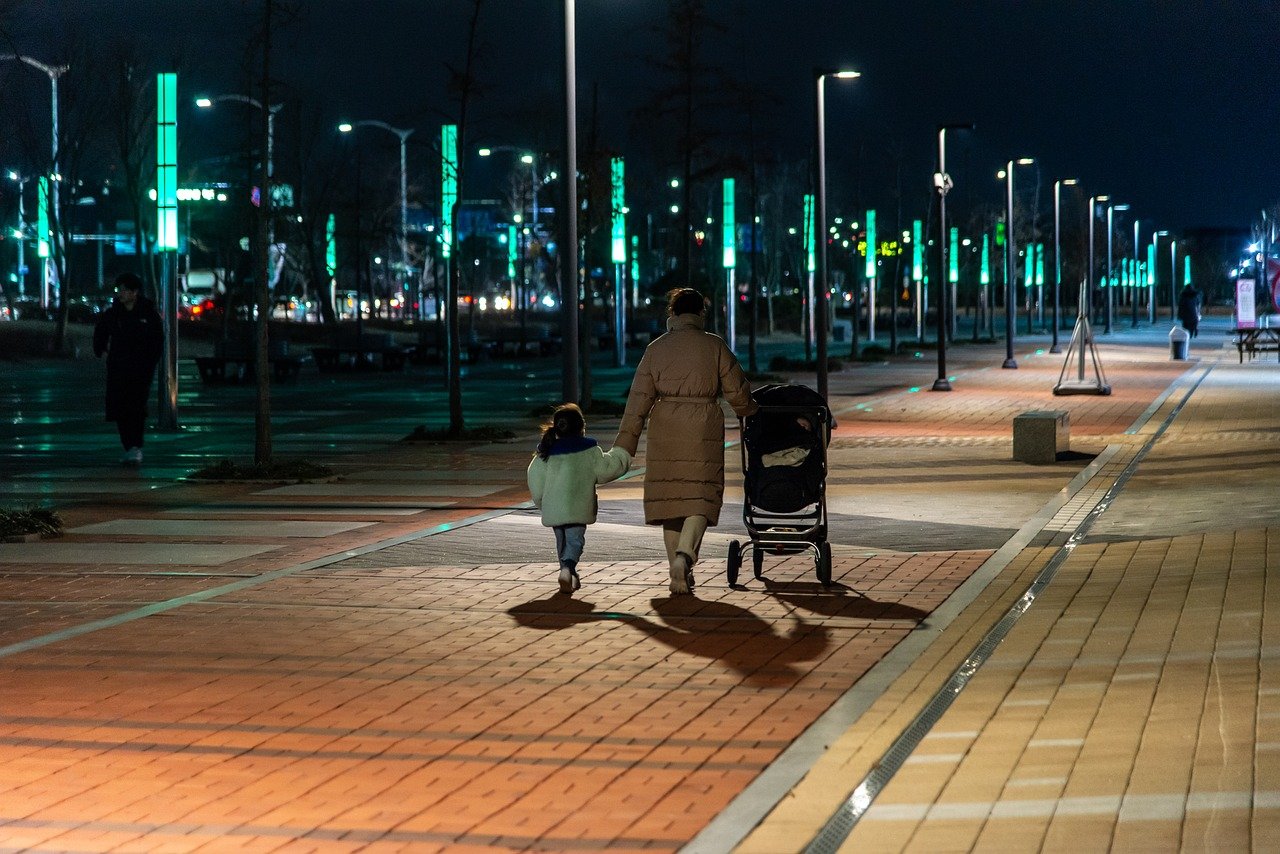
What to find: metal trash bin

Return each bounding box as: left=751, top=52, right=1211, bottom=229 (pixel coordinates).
left=1169, top=326, right=1190, bottom=360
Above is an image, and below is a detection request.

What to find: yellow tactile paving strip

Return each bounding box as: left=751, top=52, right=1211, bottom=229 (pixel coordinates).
left=743, top=358, right=1280, bottom=853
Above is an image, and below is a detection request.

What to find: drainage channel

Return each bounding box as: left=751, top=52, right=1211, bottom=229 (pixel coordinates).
left=799, top=362, right=1214, bottom=854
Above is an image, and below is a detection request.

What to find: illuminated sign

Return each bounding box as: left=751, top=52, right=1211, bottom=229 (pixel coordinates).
left=864, top=209, right=876, bottom=279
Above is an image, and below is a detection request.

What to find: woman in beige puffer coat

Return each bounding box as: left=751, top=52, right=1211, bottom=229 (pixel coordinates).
left=614, top=288, right=757, bottom=594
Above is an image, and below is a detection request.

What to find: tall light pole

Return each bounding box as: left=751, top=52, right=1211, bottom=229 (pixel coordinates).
left=1051, top=178, right=1077, bottom=353
left=933, top=123, right=973, bottom=391
left=1150, top=229, right=1168, bottom=323
left=1104, top=202, right=1129, bottom=333
left=197, top=94, right=282, bottom=194
left=561, top=0, right=580, bottom=404
left=1002, top=157, right=1034, bottom=369
left=338, top=119, right=414, bottom=314
left=7, top=171, right=27, bottom=298
left=2, top=55, right=69, bottom=308
left=1086, top=195, right=1108, bottom=321
left=814, top=68, right=860, bottom=400
left=1131, top=218, right=1141, bottom=328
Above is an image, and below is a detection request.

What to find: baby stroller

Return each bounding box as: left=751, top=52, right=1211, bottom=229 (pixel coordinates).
left=727, top=383, right=834, bottom=586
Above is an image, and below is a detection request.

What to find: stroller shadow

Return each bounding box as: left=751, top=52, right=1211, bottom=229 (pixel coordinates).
left=760, top=577, right=930, bottom=623
left=505, top=592, right=831, bottom=688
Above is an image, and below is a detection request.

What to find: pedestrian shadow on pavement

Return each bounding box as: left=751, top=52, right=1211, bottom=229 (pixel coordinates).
left=759, top=577, right=929, bottom=623
left=505, top=593, right=831, bottom=687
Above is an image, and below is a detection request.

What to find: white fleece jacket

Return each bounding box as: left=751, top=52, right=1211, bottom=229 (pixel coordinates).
left=526, top=437, right=631, bottom=527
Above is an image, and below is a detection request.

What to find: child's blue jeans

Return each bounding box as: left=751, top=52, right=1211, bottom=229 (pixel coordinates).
left=553, top=524, right=586, bottom=566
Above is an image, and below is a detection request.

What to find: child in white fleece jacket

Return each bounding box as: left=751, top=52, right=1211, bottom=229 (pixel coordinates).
left=526, top=403, right=631, bottom=595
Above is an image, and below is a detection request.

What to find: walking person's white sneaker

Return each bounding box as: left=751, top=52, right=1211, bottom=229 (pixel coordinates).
left=122, top=447, right=143, bottom=465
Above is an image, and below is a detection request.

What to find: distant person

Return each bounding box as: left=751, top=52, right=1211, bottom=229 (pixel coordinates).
left=526, top=403, right=631, bottom=595
left=1178, top=284, right=1202, bottom=337
left=614, top=288, right=758, bottom=595
left=93, top=272, right=163, bottom=465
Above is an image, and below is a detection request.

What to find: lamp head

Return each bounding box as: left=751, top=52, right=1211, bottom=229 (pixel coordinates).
left=519, top=154, right=534, bottom=164
left=1062, top=178, right=1078, bottom=186
left=195, top=97, right=213, bottom=108
left=337, top=122, right=353, bottom=133
left=1113, top=203, right=1130, bottom=211
left=7, top=171, right=17, bottom=181
left=478, top=147, right=493, bottom=157
left=834, top=70, right=861, bottom=79
left=1017, top=157, right=1035, bottom=166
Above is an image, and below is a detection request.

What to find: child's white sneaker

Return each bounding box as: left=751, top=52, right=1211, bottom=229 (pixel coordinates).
left=558, top=565, right=580, bottom=595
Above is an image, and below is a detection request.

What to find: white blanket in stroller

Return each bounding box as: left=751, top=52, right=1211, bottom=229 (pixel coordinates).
left=761, top=447, right=810, bottom=467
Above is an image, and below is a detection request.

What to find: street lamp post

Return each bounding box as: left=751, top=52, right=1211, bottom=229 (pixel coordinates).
left=1104, top=202, right=1128, bottom=334
left=7, top=171, right=27, bottom=298
left=338, top=120, right=415, bottom=316
left=197, top=94, right=283, bottom=198
left=562, top=0, right=580, bottom=404
left=1002, top=158, right=1034, bottom=369
left=933, top=123, right=973, bottom=391
left=1051, top=178, right=1078, bottom=353
left=1086, top=195, right=1108, bottom=321
left=814, top=68, right=860, bottom=400
left=1150, top=229, right=1168, bottom=323
left=2, top=55, right=69, bottom=308
left=1131, top=219, right=1141, bottom=328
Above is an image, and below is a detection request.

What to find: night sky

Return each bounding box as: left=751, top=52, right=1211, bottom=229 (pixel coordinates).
left=11, top=0, right=1280, bottom=234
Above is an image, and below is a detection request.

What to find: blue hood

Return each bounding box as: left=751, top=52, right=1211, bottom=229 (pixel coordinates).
left=548, top=436, right=599, bottom=456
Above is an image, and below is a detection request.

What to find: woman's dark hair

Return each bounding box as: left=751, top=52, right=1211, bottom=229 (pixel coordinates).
left=667, top=287, right=706, bottom=317
left=536, top=403, right=586, bottom=460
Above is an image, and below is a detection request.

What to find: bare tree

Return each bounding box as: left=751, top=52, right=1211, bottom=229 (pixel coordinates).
left=442, top=0, right=488, bottom=437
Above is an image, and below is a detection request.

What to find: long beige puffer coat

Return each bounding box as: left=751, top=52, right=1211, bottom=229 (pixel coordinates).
left=614, top=313, right=758, bottom=526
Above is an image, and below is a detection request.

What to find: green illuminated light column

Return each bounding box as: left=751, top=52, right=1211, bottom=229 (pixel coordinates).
left=912, top=219, right=924, bottom=340
left=803, top=193, right=815, bottom=356
left=722, top=177, right=736, bottom=353
left=325, top=213, right=337, bottom=317
left=156, top=72, right=179, bottom=429
left=865, top=209, right=877, bottom=341
left=1035, top=243, right=1045, bottom=328
left=441, top=125, right=457, bottom=259
left=981, top=232, right=992, bottom=339
left=36, top=176, right=49, bottom=260
left=949, top=226, right=959, bottom=338
left=610, top=156, right=627, bottom=366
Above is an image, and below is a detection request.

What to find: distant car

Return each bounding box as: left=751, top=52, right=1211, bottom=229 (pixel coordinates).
left=11, top=298, right=49, bottom=320
left=66, top=298, right=102, bottom=324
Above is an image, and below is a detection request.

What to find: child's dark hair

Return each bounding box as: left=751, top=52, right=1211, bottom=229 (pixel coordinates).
left=667, top=287, right=706, bottom=317
left=536, top=403, right=586, bottom=460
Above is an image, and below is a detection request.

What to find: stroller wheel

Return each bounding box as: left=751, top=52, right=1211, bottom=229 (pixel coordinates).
left=727, top=540, right=742, bottom=586
left=817, top=542, right=833, bottom=586
left=752, top=547, right=765, bottom=579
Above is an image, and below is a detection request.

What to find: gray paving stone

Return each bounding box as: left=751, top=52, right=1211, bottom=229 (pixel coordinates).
left=66, top=520, right=376, bottom=537
left=0, top=542, right=278, bottom=565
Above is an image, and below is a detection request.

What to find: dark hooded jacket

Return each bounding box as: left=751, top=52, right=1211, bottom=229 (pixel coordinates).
left=93, top=296, right=163, bottom=421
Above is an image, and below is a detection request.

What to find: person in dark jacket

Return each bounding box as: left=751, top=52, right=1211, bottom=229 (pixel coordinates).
left=1177, top=284, right=1202, bottom=338
left=93, top=272, right=163, bottom=464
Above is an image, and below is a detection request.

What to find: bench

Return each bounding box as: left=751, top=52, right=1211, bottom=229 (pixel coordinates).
left=195, top=337, right=303, bottom=383
left=1232, top=327, right=1280, bottom=363
left=1013, top=410, right=1069, bottom=464
left=312, top=331, right=411, bottom=372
